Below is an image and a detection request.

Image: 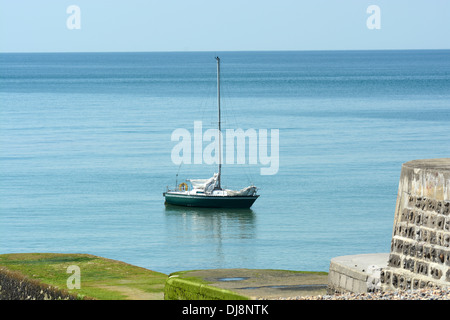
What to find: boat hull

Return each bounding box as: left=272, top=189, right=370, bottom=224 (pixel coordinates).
left=163, top=192, right=259, bottom=209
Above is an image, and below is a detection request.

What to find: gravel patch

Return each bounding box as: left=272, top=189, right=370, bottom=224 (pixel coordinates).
left=273, top=288, right=450, bottom=300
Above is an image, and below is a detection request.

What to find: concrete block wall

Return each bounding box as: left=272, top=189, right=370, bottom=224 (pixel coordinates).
left=328, top=263, right=367, bottom=294
left=327, top=253, right=388, bottom=294
left=381, top=159, right=450, bottom=291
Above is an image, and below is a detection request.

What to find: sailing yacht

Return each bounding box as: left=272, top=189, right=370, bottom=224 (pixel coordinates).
left=163, top=57, right=259, bottom=208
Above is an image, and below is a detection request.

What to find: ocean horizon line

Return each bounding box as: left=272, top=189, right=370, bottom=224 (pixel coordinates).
left=1, top=48, right=450, bottom=55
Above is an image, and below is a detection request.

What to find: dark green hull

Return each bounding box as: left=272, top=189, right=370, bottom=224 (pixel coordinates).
left=163, top=192, right=259, bottom=208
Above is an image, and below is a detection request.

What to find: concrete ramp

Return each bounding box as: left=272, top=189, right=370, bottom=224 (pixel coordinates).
left=165, top=269, right=328, bottom=300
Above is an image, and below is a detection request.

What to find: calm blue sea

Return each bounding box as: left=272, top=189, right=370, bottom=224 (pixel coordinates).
left=1, top=50, right=449, bottom=274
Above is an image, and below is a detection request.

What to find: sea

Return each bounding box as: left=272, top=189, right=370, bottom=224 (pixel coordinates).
left=1, top=50, right=449, bottom=275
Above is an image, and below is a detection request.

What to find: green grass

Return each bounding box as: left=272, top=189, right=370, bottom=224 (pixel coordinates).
left=0, top=253, right=168, bottom=300
left=164, top=276, right=250, bottom=300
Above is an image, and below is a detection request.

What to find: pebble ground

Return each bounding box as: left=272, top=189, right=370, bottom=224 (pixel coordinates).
left=275, top=288, right=450, bottom=300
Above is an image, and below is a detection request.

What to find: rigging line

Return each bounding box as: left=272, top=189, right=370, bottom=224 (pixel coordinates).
left=220, top=62, right=255, bottom=188
left=175, top=162, right=183, bottom=189
left=199, top=68, right=215, bottom=128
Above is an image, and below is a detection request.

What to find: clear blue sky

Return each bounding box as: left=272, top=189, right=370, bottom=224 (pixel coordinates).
left=1, top=0, right=449, bottom=52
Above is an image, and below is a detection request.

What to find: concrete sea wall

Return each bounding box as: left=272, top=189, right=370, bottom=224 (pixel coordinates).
left=328, top=253, right=389, bottom=294
left=381, top=158, right=450, bottom=291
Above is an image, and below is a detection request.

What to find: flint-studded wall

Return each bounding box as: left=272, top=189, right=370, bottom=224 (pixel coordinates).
left=381, top=158, right=450, bottom=291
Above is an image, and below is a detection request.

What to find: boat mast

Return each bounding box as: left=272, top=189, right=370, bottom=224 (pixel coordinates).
left=215, top=56, right=222, bottom=189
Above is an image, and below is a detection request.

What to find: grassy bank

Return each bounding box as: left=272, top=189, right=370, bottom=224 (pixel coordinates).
left=0, top=253, right=167, bottom=300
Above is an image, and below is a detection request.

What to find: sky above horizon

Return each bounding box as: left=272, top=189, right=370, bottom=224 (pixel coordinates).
left=0, top=0, right=449, bottom=53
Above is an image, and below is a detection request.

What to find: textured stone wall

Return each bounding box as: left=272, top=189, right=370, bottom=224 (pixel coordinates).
left=381, top=159, right=450, bottom=291
left=0, top=267, right=81, bottom=300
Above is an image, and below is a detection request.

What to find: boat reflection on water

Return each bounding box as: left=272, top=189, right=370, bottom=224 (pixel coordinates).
left=164, top=203, right=256, bottom=216
left=164, top=204, right=256, bottom=239
left=163, top=204, right=257, bottom=268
